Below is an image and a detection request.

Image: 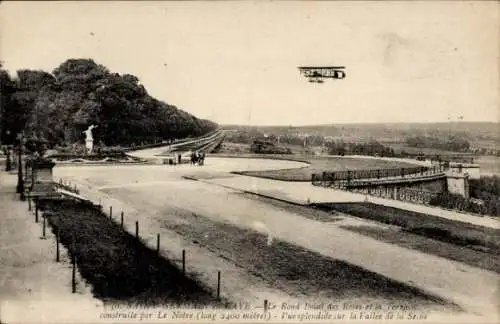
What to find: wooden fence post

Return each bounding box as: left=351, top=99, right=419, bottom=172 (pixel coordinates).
left=135, top=221, right=139, bottom=239
left=109, top=206, right=112, bottom=219
left=182, top=249, right=186, bottom=274
left=72, top=236, right=76, bottom=293
left=217, top=270, right=221, bottom=299
left=42, top=213, right=46, bottom=238
left=120, top=212, right=124, bottom=228
left=156, top=234, right=160, bottom=255
left=72, top=255, right=77, bottom=293
left=56, top=226, right=60, bottom=262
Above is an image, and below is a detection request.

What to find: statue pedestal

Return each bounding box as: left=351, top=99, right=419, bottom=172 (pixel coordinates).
left=86, top=139, right=94, bottom=154
left=30, top=159, right=58, bottom=198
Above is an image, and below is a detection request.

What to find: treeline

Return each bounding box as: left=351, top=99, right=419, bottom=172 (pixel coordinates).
left=324, top=140, right=396, bottom=157
left=249, top=140, right=292, bottom=154
left=225, top=130, right=401, bottom=157
left=406, top=135, right=470, bottom=152
left=0, top=59, right=218, bottom=150
left=429, top=176, right=500, bottom=217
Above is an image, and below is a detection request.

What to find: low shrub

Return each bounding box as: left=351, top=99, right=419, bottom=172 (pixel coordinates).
left=312, top=202, right=500, bottom=252
left=429, top=192, right=499, bottom=217
left=48, top=151, right=128, bottom=161
left=36, top=199, right=220, bottom=305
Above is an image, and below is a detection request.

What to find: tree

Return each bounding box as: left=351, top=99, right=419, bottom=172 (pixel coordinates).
left=0, top=68, right=16, bottom=145
left=1, top=58, right=218, bottom=149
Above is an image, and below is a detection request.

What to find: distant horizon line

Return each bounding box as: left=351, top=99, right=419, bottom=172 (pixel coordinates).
left=219, top=120, right=498, bottom=127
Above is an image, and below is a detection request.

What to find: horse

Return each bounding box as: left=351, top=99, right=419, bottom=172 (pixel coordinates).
left=190, top=151, right=197, bottom=165
left=190, top=151, right=205, bottom=165
left=198, top=152, right=205, bottom=166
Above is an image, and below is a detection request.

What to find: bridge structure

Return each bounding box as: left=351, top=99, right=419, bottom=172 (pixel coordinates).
left=126, top=129, right=226, bottom=164
left=166, top=129, right=226, bottom=154
left=312, top=163, right=475, bottom=205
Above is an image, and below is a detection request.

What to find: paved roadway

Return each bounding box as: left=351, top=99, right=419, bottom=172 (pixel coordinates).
left=53, top=156, right=499, bottom=321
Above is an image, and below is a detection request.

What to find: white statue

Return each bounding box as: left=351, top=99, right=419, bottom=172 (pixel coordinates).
left=83, top=125, right=97, bottom=154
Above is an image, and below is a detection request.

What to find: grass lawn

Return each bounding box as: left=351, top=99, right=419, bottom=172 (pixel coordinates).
left=161, top=211, right=459, bottom=311
left=36, top=199, right=221, bottom=306
left=233, top=156, right=418, bottom=182
left=240, top=192, right=499, bottom=273
left=312, top=202, right=500, bottom=254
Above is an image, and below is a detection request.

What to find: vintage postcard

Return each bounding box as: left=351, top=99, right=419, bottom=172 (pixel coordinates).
left=0, top=1, right=498, bottom=324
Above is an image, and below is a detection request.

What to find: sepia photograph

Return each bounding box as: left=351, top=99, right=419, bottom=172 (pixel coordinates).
left=0, top=1, right=499, bottom=323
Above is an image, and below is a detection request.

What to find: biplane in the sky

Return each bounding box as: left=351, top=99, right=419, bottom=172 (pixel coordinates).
left=298, top=66, right=346, bottom=83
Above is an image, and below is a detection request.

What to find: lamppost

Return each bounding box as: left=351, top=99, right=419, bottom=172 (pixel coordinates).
left=5, top=145, right=12, bottom=171
left=4, top=130, right=12, bottom=171
left=16, top=132, right=25, bottom=200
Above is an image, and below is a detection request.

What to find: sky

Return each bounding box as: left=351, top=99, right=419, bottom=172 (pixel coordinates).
left=1, top=1, right=499, bottom=126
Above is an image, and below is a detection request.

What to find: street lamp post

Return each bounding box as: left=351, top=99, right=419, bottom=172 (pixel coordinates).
left=4, top=129, right=12, bottom=171
left=5, top=146, right=12, bottom=171
left=16, top=133, right=25, bottom=200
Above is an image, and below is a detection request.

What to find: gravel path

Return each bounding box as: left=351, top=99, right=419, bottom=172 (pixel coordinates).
left=0, top=173, right=102, bottom=324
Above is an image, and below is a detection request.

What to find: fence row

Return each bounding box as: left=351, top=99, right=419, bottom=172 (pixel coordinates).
left=53, top=179, right=80, bottom=194
left=27, top=186, right=227, bottom=301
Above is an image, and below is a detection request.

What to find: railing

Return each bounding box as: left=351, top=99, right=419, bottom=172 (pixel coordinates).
left=169, top=130, right=225, bottom=153
left=312, top=165, right=447, bottom=188
left=348, top=186, right=439, bottom=205
left=167, top=129, right=224, bottom=152
left=54, top=180, right=80, bottom=195
left=124, top=129, right=222, bottom=152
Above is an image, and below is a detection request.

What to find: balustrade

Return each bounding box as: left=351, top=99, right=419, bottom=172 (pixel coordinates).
left=310, top=164, right=450, bottom=190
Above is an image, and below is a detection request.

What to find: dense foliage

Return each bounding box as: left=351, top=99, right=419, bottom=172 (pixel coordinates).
left=225, top=130, right=397, bottom=157
left=469, top=176, right=500, bottom=216
left=249, top=140, right=292, bottom=154
left=0, top=59, right=218, bottom=149
left=470, top=176, right=500, bottom=197
left=325, top=140, right=396, bottom=157
left=405, top=135, right=470, bottom=152
left=428, top=176, right=500, bottom=217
